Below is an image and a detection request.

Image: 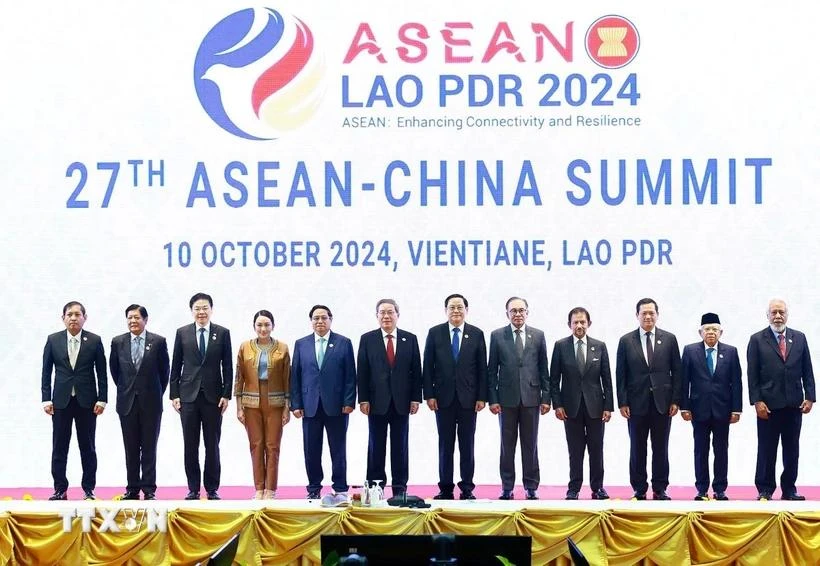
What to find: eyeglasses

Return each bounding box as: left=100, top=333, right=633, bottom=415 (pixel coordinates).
left=508, top=308, right=527, bottom=315
left=447, top=306, right=465, bottom=312
left=312, top=316, right=330, bottom=322
left=377, top=310, right=397, bottom=316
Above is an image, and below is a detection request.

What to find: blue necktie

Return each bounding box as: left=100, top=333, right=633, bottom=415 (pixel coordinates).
left=451, top=327, right=460, bottom=360
left=132, top=336, right=143, bottom=371
left=199, top=328, right=206, bottom=359
left=706, top=347, right=715, bottom=376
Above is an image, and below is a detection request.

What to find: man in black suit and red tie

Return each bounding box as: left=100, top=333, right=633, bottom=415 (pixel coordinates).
left=41, top=301, right=107, bottom=501
left=423, top=293, right=488, bottom=500
left=357, top=299, right=422, bottom=497
left=616, top=297, right=681, bottom=500
left=680, top=313, right=742, bottom=501
left=550, top=306, right=613, bottom=501
left=747, top=298, right=815, bottom=501
left=110, top=304, right=170, bottom=500
left=488, top=297, right=550, bottom=501
left=170, top=292, right=233, bottom=501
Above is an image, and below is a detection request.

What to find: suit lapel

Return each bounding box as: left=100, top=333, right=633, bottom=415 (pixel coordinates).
left=632, top=330, right=647, bottom=368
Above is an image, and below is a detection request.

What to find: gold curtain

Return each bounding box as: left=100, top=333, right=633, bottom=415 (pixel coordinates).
left=2, top=508, right=819, bottom=565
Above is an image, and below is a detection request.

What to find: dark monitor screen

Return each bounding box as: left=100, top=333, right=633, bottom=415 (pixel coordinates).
left=321, top=534, right=532, bottom=565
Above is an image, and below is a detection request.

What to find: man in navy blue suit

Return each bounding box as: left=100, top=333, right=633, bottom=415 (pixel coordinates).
left=41, top=301, right=108, bottom=500
left=747, top=299, right=815, bottom=501
left=680, top=313, right=742, bottom=501
left=357, top=299, right=422, bottom=497
left=291, top=305, right=357, bottom=503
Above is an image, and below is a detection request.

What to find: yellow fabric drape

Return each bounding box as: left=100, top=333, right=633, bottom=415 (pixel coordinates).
left=2, top=508, right=820, bottom=565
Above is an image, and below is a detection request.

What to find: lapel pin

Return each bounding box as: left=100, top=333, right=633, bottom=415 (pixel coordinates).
left=719, top=354, right=723, bottom=359
left=401, top=337, right=406, bottom=342
left=789, top=339, right=793, bottom=344
left=590, top=346, right=595, bottom=352
left=212, top=334, right=217, bottom=341
left=329, top=343, right=334, bottom=348
left=83, top=336, right=88, bottom=342
left=146, top=345, right=151, bottom=351
left=657, top=340, right=662, bottom=345
left=527, top=334, right=533, bottom=339
left=464, top=334, right=469, bottom=339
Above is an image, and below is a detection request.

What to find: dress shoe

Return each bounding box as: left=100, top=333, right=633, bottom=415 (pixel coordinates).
left=143, top=492, right=156, bottom=501
left=48, top=491, right=67, bottom=501
left=782, top=493, right=806, bottom=501
left=652, top=491, right=671, bottom=501
left=306, top=490, right=321, bottom=500
left=565, top=490, right=579, bottom=500
left=433, top=491, right=454, bottom=500
left=757, top=492, right=772, bottom=501
left=631, top=492, right=646, bottom=501
left=591, top=489, right=610, bottom=500
left=498, top=490, right=514, bottom=500
left=693, top=492, right=709, bottom=501
left=184, top=491, right=200, bottom=500
left=121, top=491, right=140, bottom=501
left=525, top=489, right=538, bottom=500
left=206, top=491, right=221, bottom=500
left=459, top=491, right=476, bottom=500
left=713, top=492, right=729, bottom=501
left=83, top=490, right=96, bottom=501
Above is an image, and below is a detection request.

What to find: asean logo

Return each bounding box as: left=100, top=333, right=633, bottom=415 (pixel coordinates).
left=194, top=7, right=324, bottom=140
left=585, top=15, right=640, bottom=69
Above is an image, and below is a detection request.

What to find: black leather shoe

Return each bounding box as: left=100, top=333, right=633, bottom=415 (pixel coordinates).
left=525, top=489, right=538, bottom=500
left=48, top=491, right=67, bottom=501
left=782, top=493, right=806, bottom=501
left=591, top=489, right=609, bottom=500
left=714, top=492, right=729, bottom=501
left=565, top=490, right=579, bottom=500
left=143, top=492, right=156, bottom=501
left=184, top=491, right=200, bottom=500
left=632, top=492, right=646, bottom=501
left=757, top=492, right=772, bottom=501
left=83, top=490, right=96, bottom=501
left=694, top=492, right=709, bottom=501
left=121, top=491, right=140, bottom=500
left=206, top=491, right=221, bottom=500
left=652, top=491, right=671, bottom=501
left=433, top=491, right=454, bottom=500
left=498, top=490, right=514, bottom=500
left=306, top=490, right=321, bottom=499
left=459, top=491, right=476, bottom=500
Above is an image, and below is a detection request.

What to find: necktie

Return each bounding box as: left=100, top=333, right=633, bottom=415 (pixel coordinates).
left=386, top=334, right=395, bottom=367
left=132, top=336, right=143, bottom=371
left=69, top=337, right=79, bottom=369
left=778, top=333, right=787, bottom=361
left=645, top=332, right=654, bottom=366
left=451, top=328, right=460, bottom=360
left=514, top=329, right=524, bottom=359
left=706, top=347, right=715, bottom=376
left=576, top=339, right=586, bottom=372
left=318, top=337, right=326, bottom=368
left=198, top=328, right=206, bottom=359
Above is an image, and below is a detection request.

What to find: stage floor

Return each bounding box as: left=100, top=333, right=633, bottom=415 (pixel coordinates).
left=2, top=488, right=819, bottom=564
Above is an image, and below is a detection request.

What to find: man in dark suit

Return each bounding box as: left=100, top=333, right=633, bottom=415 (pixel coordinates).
left=488, top=297, right=549, bottom=501
left=169, top=292, right=233, bottom=501
left=110, top=304, right=170, bottom=500
left=680, top=313, right=742, bottom=501
left=616, top=297, right=681, bottom=500
left=747, top=299, right=815, bottom=501
left=550, top=306, right=613, bottom=501
left=41, top=301, right=107, bottom=500
left=423, top=293, right=488, bottom=500
left=357, top=299, right=422, bottom=497
left=291, top=304, right=357, bottom=503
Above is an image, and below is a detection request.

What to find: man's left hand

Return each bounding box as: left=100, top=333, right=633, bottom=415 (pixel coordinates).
left=668, top=404, right=679, bottom=417
left=342, top=406, right=354, bottom=414
left=218, top=398, right=230, bottom=414
left=801, top=399, right=814, bottom=414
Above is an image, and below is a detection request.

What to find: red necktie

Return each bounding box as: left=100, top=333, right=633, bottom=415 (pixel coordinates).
left=778, top=333, right=787, bottom=361
left=386, top=334, right=395, bottom=367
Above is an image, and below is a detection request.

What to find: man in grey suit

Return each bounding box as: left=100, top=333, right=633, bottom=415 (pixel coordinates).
left=550, top=307, right=613, bottom=500
left=110, top=304, right=170, bottom=500
left=747, top=298, right=815, bottom=501
left=616, top=297, right=681, bottom=500
left=169, top=292, right=233, bottom=501
left=488, top=297, right=550, bottom=500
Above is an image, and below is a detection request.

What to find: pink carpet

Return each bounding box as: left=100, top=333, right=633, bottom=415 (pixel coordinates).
left=2, top=485, right=818, bottom=501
